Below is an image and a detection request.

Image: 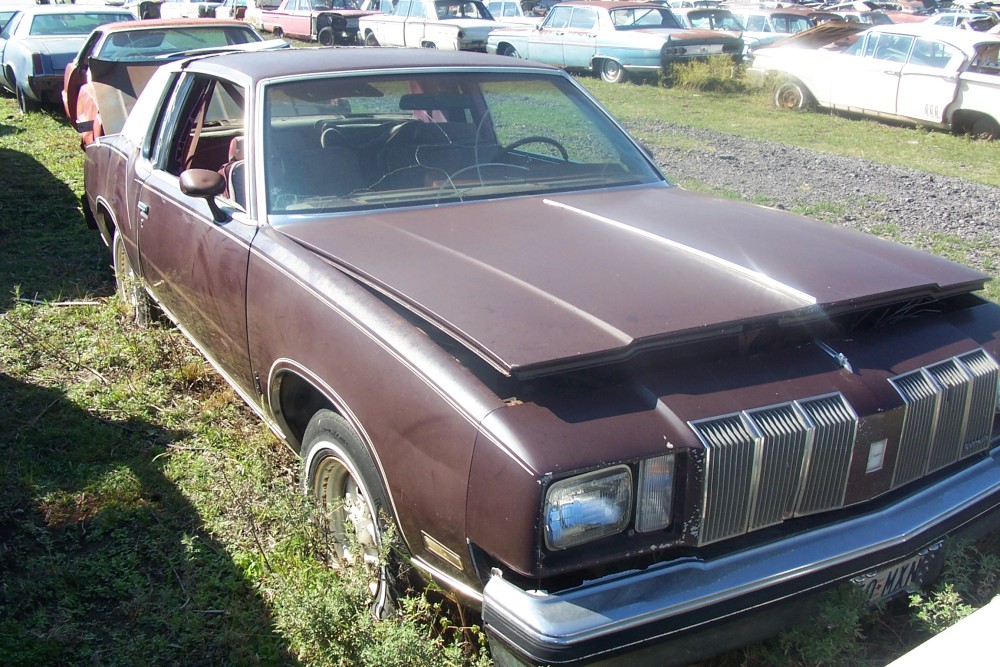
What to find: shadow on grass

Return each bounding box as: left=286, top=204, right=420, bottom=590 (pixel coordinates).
left=0, top=147, right=113, bottom=313
left=0, top=371, right=300, bottom=665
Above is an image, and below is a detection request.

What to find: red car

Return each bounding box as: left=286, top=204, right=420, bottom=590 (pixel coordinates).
left=82, top=47, right=1000, bottom=667
left=62, top=18, right=274, bottom=147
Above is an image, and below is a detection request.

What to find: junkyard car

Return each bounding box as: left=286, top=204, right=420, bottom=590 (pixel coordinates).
left=486, top=1, right=743, bottom=83
left=83, top=46, right=1000, bottom=667
left=63, top=18, right=275, bottom=147
left=261, top=0, right=378, bottom=45
left=671, top=6, right=785, bottom=55
left=358, top=0, right=497, bottom=49
left=728, top=7, right=821, bottom=37
left=0, top=4, right=133, bottom=112
left=158, top=0, right=225, bottom=19
left=751, top=23, right=1000, bottom=139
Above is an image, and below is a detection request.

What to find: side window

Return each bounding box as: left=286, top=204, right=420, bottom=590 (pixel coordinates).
left=970, top=43, right=1000, bottom=73
left=568, top=7, right=597, bottom=29
left=546, top=5, right=571, bottom=28
left=744, top=16, right=767, bottom=32
left=395, top=0, right=411, bottom=16
left=873, top=34, right=913, bottom=63
left=152, top=74, right=245, bottom=181
left=908, top=38, right=960, bottom=69
left=0, top=12, right=20, bottom=38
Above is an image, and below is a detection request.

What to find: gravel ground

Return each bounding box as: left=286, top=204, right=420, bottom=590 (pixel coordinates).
left=627, top=121, right=1000, bottom=274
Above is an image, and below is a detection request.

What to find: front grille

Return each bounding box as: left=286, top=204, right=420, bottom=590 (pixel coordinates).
left=691, top=393, right=857, bottom=545
left=691, top=349, right=998, bottom=547
left=891, top=350, right=999, bottom=487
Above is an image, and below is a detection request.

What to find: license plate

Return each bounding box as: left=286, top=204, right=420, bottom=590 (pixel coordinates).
left=853, top=554, right=926, bottom=605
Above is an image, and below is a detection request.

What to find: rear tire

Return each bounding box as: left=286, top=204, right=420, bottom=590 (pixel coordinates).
left=968, top=115, right=999, bottom=141
left=598, top=59, right=627, bottom=84
left=15, top=79, right=39, bottom=113
left=302, top=410, right=397, bottom=618
left=774, top=81, right=811, bottom=111
left=318, top=26, right=335, bottom=46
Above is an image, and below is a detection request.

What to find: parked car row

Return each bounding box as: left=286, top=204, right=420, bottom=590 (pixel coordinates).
left=75, top=41, right=1000, bottom=667
left=0, top=3, right=285, bottom=147
left=0, top=4, right=134, bottom=111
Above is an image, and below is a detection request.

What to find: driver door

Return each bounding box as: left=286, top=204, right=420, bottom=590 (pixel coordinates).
left=135, top=72, right=257, bottom=394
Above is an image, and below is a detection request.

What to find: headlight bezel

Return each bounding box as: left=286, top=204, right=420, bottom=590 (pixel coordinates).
left=542, top=453, right=677, bottom=552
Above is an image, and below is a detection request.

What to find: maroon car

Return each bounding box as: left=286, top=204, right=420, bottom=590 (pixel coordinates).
left=82, top=47, right=1000, bottom=666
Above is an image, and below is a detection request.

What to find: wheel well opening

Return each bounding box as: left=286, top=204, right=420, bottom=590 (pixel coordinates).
left=276, top=372, right=337, bottom=452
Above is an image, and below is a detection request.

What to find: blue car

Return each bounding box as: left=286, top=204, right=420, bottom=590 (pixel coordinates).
left=0, top=4, right=133, bottom=112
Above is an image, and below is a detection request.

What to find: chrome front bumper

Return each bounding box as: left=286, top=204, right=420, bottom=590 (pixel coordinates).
left=483, top=445, right=1000, bottom=666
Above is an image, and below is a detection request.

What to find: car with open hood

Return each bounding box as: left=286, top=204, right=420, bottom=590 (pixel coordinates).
left=0, top=4, right=133, bottom=112
left=486, top=1, right=743, bottom=83
left=751, top=22, right=1000, bottom=139
left=62, top=18, right=282, bottom=147
left=82, top=46, right=1000, bottom=667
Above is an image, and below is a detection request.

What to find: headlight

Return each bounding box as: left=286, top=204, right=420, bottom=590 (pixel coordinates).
left=635, top=454, right=675, bottom=533
left=544, top=466, right=631, bottom=550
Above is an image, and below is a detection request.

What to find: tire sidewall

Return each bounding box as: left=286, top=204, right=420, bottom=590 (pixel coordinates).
left=301, top=410, right=396, bottom=615
left=318, top=26, right=334, bottom=46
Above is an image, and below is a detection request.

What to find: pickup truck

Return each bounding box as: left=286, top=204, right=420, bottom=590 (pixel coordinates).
left=261, top=0, right=378, bottom=45
left=751, top=22, right=1000, bottom=139
left=358, top=0, right=498, bottom=50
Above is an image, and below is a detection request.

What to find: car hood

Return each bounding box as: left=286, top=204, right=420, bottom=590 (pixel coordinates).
left=22, top=36, right=88, bottom=70
left=755, top=21, right=865, bottom=50
left=278, top=186, right=988, bottom=378
left=89, top=41, right=285, bottom=136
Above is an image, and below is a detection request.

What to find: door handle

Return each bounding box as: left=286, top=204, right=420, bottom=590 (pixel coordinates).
left=138, top=201, right=149, bottom=215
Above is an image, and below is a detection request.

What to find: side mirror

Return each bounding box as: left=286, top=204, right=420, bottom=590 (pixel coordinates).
left=180, top=168, right=228, bottom=222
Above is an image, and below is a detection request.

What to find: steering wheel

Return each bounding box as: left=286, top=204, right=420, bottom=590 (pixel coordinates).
left=494, top=136, right=569, bottom=162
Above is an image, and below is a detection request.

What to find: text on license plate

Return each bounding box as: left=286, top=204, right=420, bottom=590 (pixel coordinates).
left=854, top=554, right=924, bottom=604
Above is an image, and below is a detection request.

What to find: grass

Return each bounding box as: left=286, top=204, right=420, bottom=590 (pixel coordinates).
left=1, top=71, right=999, bottom=667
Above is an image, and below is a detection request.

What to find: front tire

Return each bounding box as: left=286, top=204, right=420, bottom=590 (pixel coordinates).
left=500, top=44, right=520, bottom=58
left=774, top=81, right=811, bottom=111
left=364, top=31, right=379, bottom=46
left=273, top=27, right=284, bottom=38
left=302, top=410, right=396, bottom=617
left=112, top=227, right=151, bottom=326
left=598, top=59, right=628, bottom=84
left=318, top=26, right=334, bottom=46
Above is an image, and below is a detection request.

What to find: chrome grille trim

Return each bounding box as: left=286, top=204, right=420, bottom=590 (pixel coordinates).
left=890, top=350, right=999, bottom=488
left=957, top=350, right=999, bottom=457
left=693, top=414, right=757, bottom=545
left=691, top=393, right=857, bottom=546
left=795, top=395, right=858, bottom=515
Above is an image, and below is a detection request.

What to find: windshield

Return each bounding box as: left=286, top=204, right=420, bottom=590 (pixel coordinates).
left=28, top=12, right=133, bottom=37
left=263, top=72, right=661, bottom=218
left=688, top=10, right=743, bottom=31
left=96, top=26, right=260, bottom=60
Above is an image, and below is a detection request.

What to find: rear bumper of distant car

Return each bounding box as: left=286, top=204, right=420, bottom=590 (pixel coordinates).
left=483, top=443, right=1000, bottom=666
left=28, top=73, right=64, bottom=103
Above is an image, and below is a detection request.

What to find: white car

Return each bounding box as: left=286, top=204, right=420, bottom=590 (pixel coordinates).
left=750, top=22, right=1000, bottom=139
left=358, top=0, right=497, bottom=50
left=159, top=0, right=224, bottom=19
